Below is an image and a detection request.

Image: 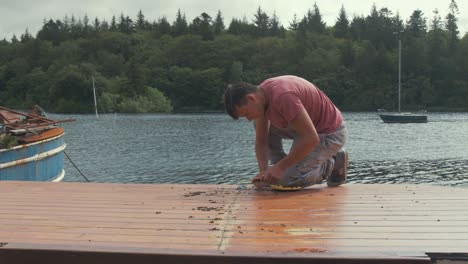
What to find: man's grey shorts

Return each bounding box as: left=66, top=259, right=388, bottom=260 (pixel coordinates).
left=267, top=123, right=348, bottom=188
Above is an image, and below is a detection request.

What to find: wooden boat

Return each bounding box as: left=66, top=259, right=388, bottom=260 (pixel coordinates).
left=0, top=106, right=74, bottom=181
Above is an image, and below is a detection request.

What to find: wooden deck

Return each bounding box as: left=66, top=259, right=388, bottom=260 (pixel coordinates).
left=0, top=181, right=467, bottom=263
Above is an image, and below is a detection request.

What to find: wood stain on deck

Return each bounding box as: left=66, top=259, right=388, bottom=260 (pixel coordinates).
left=0, top=182, right=467, bottom=263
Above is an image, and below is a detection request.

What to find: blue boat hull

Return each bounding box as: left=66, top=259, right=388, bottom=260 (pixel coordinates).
left=0, top=133, right=66, bottom=181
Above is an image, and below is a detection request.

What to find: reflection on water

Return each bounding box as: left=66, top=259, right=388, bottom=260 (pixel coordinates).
left=53, top=112, right=468, bottom=187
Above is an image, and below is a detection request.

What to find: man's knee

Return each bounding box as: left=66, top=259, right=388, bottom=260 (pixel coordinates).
left=276, top=173, right=323, bottom=188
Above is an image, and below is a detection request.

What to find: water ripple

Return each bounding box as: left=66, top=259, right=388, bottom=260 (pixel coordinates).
left=55, top=112, right=468, bottom=187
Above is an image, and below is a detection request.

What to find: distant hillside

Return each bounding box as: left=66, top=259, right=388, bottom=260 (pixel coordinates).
left=1, top=3, right=467, bottom=113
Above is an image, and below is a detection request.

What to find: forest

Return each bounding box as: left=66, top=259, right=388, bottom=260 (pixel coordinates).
left=0, top=1, right=467, bottom=113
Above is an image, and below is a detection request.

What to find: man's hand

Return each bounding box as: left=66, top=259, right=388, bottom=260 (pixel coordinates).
left=251, top=165, right=285, bottom=188
left=263, top=165, right=285, bottom=184
left=251, top=172, right=267, bottom=189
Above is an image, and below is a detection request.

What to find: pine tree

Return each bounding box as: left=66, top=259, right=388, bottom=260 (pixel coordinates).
left=227, top=18, right=241, bottom=35
left=253, top=6, right=270, bottom=37
left=289, top=14, right=299, bottom=31
left=310, top=2, right=326, bottom=33
left=213, top=10, right=225, bottom=35
left=334, top=5, right=349, bottom=38
left=197, top=12, right=213, bottom=40
left=11, top=34, right=19, bottom=43
left=136, top=9, right=146, bottom=30
left=37, top=19, right=62, bottom=45
left=110, top=16, right=117, bottom=31
left=158, top=17, right=171, bottom=35
left=100, top=20, right=109, bottom=31
left=93, top=18, right=101, bottom=32
left=406, top=10, right=427, bottom=37
left=270, top=12, right=281, bottom=36
left=173, top=9, right=188, bottom=36
left=20, top=29, right=33, bottom=43
left=349, top=15, right=366, bottom=41
left=445, top=0, right=459, bottom=51
left=63, top=15, right=70, bottom=33
left=83, top=14, right=90, bottom=34
left=431, top=9, right=443, bottom=31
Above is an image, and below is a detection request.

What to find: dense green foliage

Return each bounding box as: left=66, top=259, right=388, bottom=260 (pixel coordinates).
left=1, top=2, right=467, bottom=113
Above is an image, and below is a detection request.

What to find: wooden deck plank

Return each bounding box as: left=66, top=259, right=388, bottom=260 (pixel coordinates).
left=2, top=229, right=468, bottom=246
left=1, top=181, right=467, bottom=263
left=2, top=226, right=468, bottom=239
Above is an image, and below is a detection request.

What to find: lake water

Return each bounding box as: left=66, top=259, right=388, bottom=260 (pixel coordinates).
left=53, top=112, right=468, bottom=187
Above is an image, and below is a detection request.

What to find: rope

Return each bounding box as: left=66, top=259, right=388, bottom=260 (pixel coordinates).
left=70, top=147, right=126, bottom=184
left=64, top=151, right=90, bottom=182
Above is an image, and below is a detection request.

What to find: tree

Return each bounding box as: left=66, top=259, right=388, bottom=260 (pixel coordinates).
left=456, top=35, right=468, bottom=85
left=229, top=61, right=243, bottom=83
left=334, top=5, right=349, bottom=38
left=96, top=51, right=125, bottom=76
left=227, top=18, right=251, bottom=35
left=213, top=10, right=225, bottom=35
left=1, top=7, right=468, bottom=112
left=430, top=9, right=443, bottom=31
left=93, top=18, right=101, bottom=32
left=3, top=58, right=30, bottom=104
left=157, top=17, right=171, bottom=36
left=49, top=65, right=93, bottom=113
left=406, top=10, right=427, bottom=37
left=118, top=14, right=134, bottom=33
left=173, top=9, right=188, bottom=36
left=392, top=12, right=404, bottom=36
left=253, top=6, right=270, bottom=37
left=100, top=20, right=109, bottom=31
left=289, top=14, right=300, bottom=31
left=427, top=8, right=449, bottom=102
left=349, top=16, right=366, bottom=41
left=20, top=29, right=33, bottom=43
left=123, top=59, right=146, bottom=97
left=270, top=12, right=282, bottom=37
left=190, top=13, right=213, bottom=40
left=70, top=15, right=80, bottom=37
left=37, top=19, right=63, bottom=46
left=445, top=0, right=459, bottom=52
left=136, top=9, right=146, bottom=30
left=110, top=16, right=117, bottom=31
left=83, top=14, right=90, bottom=35
left=301, top=2, right=326, bottom=34
left=310, top=2, right=326, bottom=33
left=339, top=40, right=354, bottom=67
left=117, top=86, right=172, bottom=113
left=62, top=15, right=71, bottom=34
left=22, top=67, right=50, bottom=107
left=403, top=34, right=428, bottom=77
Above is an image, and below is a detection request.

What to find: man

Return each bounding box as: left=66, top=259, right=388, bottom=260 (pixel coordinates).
left=224, top=75, right=348, bottom=189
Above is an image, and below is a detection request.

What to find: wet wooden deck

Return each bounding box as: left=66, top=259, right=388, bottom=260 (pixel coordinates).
left=0, top=181, right=467, bottom=264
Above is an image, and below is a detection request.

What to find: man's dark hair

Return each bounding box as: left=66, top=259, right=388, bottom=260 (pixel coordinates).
left=224, top=82, right=259, bottom=120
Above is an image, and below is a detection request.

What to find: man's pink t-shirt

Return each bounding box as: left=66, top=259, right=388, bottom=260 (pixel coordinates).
left=259, top=75, right=343, bottom=134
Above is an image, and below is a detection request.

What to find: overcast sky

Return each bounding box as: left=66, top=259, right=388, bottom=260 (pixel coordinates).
left=1, top=0, right=467, bottom=40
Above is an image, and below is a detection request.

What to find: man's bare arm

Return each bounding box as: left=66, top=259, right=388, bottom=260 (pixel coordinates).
left=255, top=116, right=269, bottom=172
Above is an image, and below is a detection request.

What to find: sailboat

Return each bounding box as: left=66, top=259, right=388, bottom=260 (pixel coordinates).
left=379, top=39, right=428, bottom=123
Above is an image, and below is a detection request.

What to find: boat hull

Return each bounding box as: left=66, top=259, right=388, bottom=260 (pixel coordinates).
left=379, top=114, right=428, bottom=123
left=0, top=128, right=66, bottom=181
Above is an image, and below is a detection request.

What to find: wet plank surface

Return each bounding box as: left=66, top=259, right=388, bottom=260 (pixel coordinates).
left=0, top=181, right=467, bottom=263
